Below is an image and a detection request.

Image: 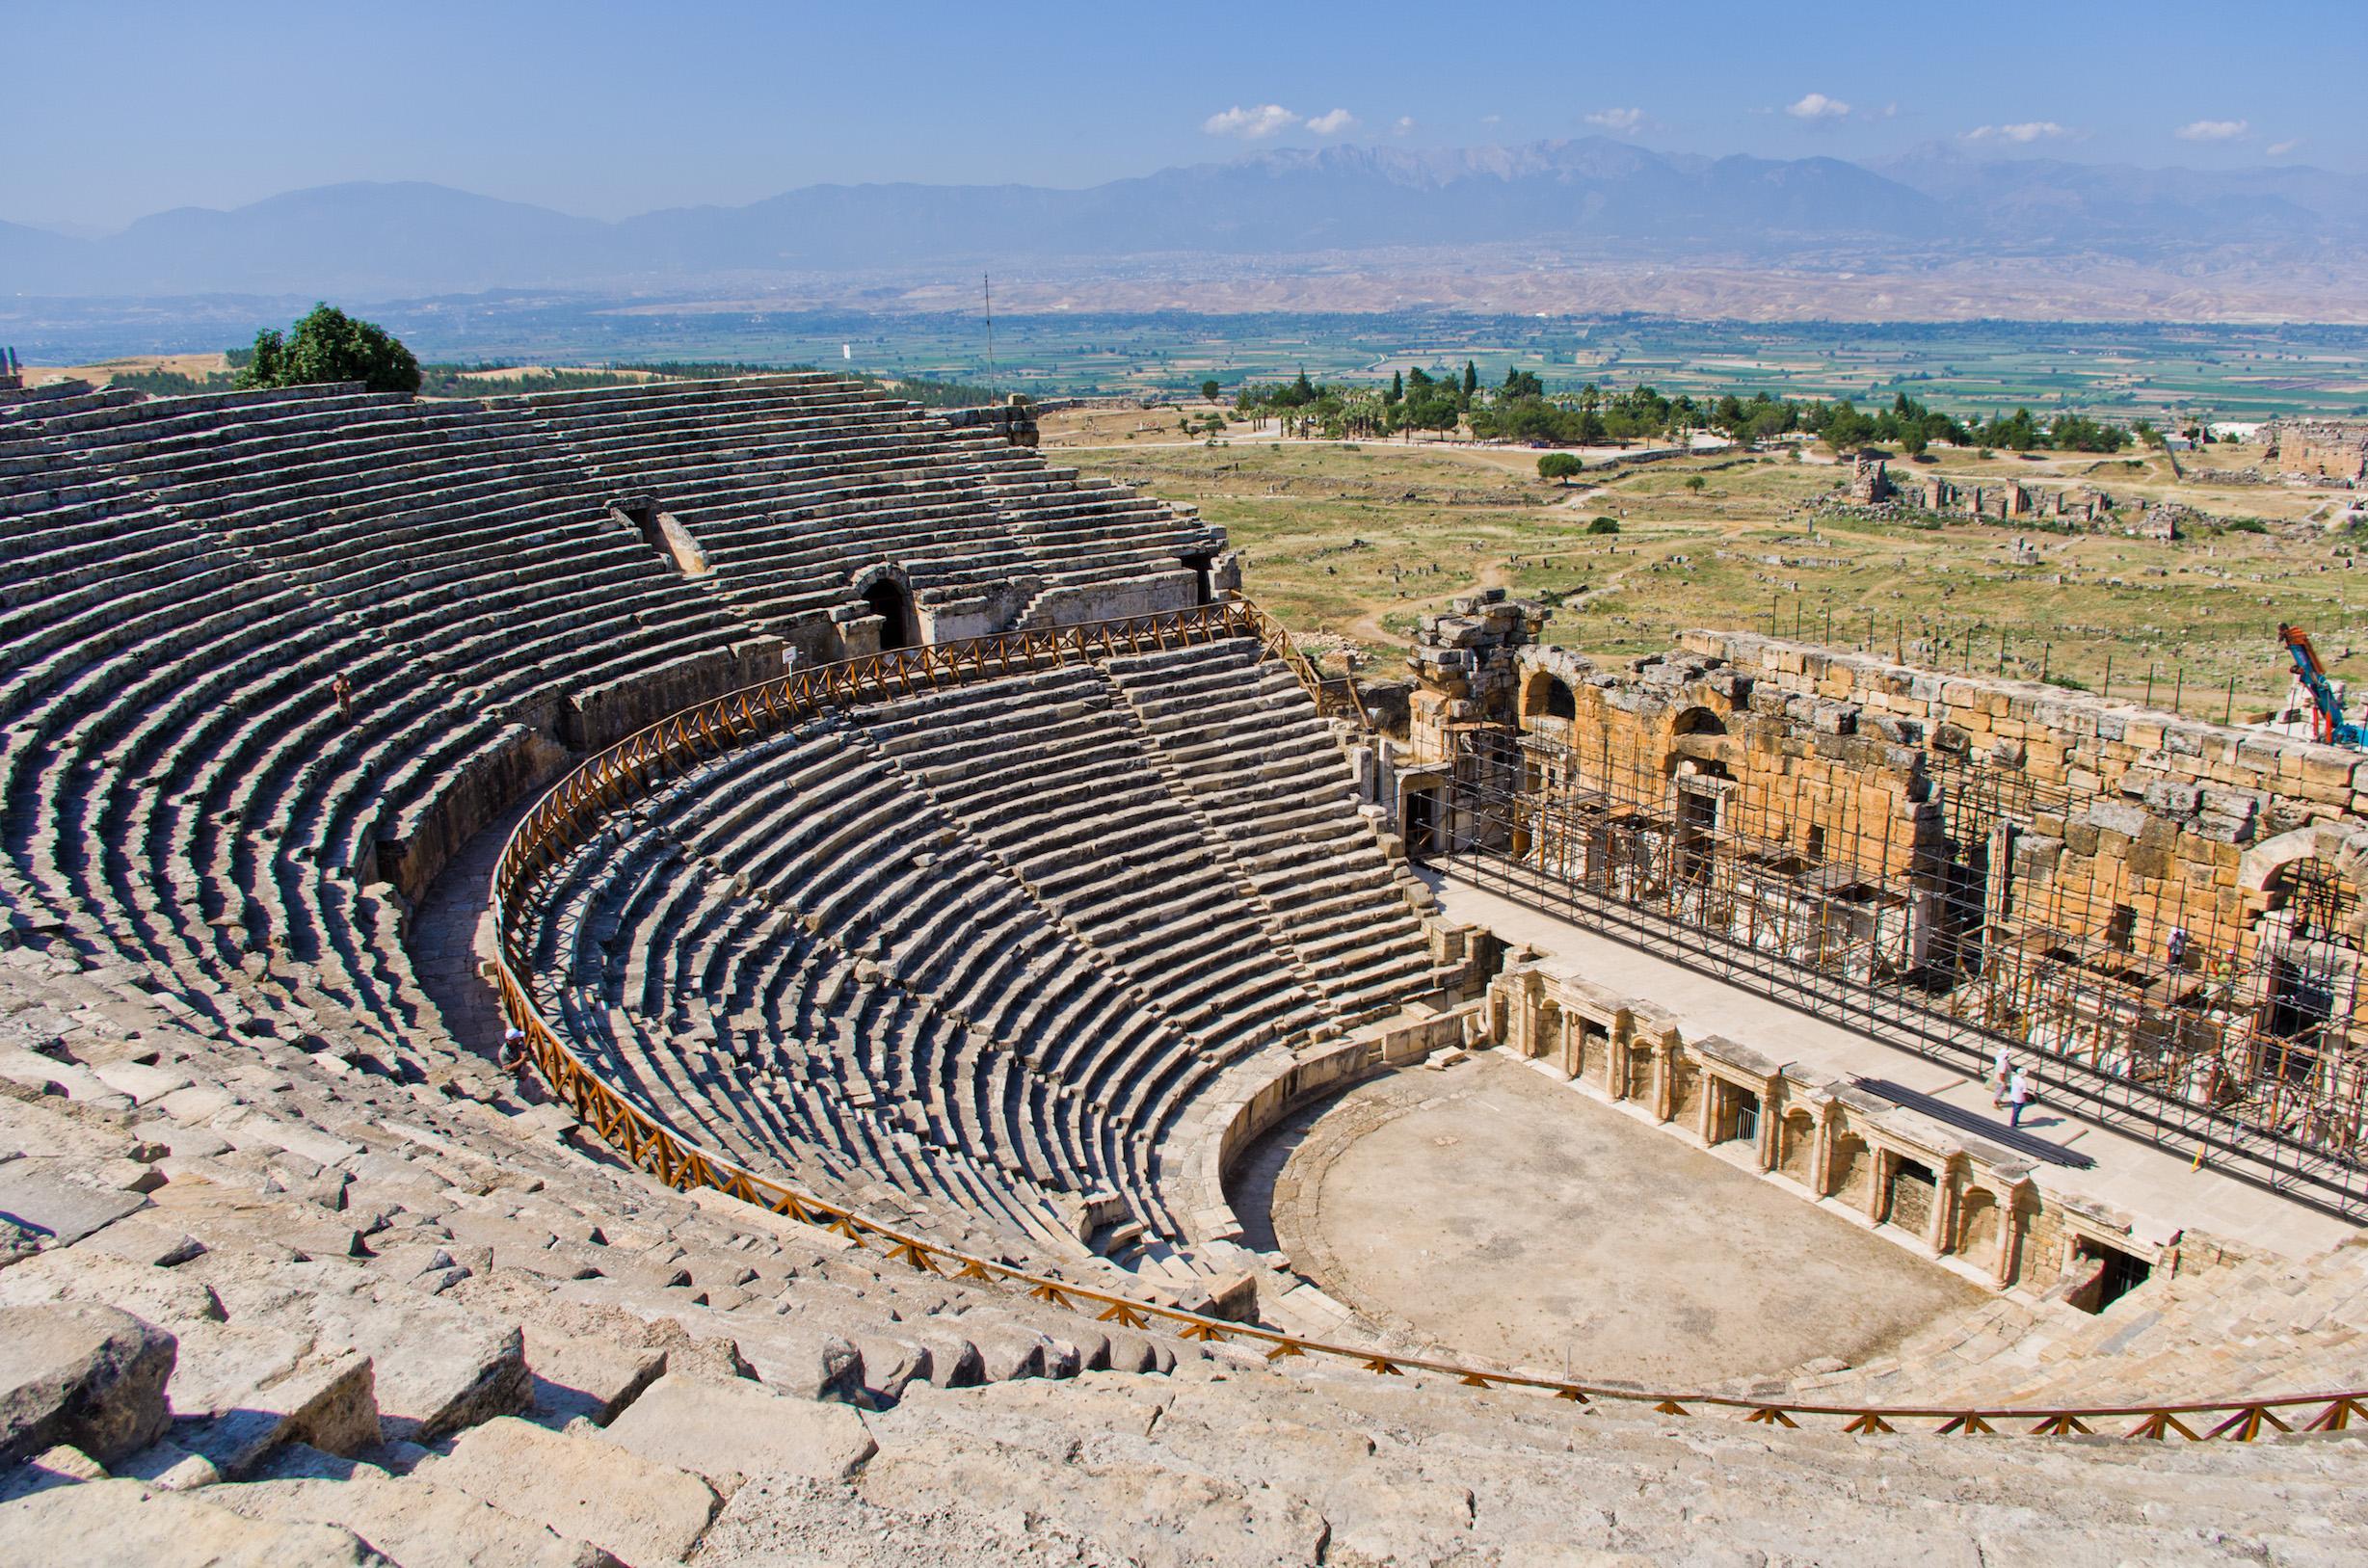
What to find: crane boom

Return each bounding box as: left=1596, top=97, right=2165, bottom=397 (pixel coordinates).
left=2278, top=623, right=2364, bottom=747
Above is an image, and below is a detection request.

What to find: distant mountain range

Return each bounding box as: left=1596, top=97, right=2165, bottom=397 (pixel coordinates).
left=4, top=138, right=2363, bottom=304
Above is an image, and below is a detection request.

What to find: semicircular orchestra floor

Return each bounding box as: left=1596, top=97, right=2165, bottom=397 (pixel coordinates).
left=1234, top=1050, right=1985, bottom=1386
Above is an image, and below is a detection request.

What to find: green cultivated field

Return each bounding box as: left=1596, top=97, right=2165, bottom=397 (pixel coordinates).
left=351, top=308, right=2368, bottom=422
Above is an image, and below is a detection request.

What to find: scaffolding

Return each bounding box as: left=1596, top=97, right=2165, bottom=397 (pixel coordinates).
left=1431, top=726, right=2368, bottom=1217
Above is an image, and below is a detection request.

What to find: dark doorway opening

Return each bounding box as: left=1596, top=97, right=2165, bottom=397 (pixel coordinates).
left=2073, top=1239, right=2152, bottom=1311
left=1406, top=788, right=1441, bottom=861
left=862, top=578, right=916, bottom=651
left=1181, top=552, right=1216, bottom=607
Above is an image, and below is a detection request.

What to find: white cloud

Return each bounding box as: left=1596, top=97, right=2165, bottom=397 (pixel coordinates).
left=1304, top=108, right=1356, bottom=136
left=1786, top=92, right=1850, bottom=121
left=2269, top=137, right=2302, bottom=156
left=1480, top=113, right=1503, bottom=126
left=2175, top=118, right=2249, bottom=142
left=1583, top=107, right=1645, bottom=134
left=1203, top=103, right=1297, bottom=140
left=1393, top=116, right=1416, bottom=136
left=1964, top=120, right=2071, bottom=144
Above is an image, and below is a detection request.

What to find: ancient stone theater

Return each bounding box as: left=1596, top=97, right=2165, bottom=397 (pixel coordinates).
left=0, top=372, right=2361, bottom=1564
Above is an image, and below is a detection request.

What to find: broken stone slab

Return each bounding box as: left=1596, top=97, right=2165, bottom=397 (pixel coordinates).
left=523, top=1327, right=667, bottom=1428
left=308, top=1293, right=527, bottom=1444
left=177, top=1349, right=380, bottom=1479
left=599, top=1371, right=875, bottom=1489
left=0, top=1302, right=175, bottom=1464
left=435, top=1416, right=718, bottom=1568
left=0, top=1158, right=151, bottom=1249
left=0, top=1442, right=106, bottom=1504
left=211, top=1472, right=622, bottom=1568
left=0, top=1476, right=379, bottom=1567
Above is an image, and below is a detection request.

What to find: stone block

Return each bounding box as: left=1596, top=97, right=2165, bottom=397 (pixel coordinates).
left=310, top=1294, right=527, bottom=1443
left=0, top=1159, right=150, bottom=1249
left=438, top=1416, right=718, bottom=1568
left=0, top=1303, right=175, bottom=1464
left=599, top=1371, right=875, bottom=1487
left=525, top=1328, right=667, bottom=1428
left=219, top=1472, right=617, bottom=1568
left=180, top=1350, right=379, bottom=1479
left=0, top=1477, right=378, bottom=1567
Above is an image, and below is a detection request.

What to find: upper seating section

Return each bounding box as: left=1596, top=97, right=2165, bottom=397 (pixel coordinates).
left=0, top=383, right=759, bottom=1081
left=503, top=376, right=1226, bottom=649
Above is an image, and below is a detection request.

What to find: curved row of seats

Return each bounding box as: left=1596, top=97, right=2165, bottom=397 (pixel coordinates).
left=502, top=376, right=1224, bottom=640
left=515, top=642, right=1449, bottom=1256
left=0, top=373, right=1430, bottom=1272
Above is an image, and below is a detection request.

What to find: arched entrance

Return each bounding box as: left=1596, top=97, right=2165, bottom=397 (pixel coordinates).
left=861, top=576, right=916, bottom=651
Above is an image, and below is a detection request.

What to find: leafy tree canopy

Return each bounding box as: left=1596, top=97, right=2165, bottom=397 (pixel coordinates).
left=238, top=303, right=421, bottom=395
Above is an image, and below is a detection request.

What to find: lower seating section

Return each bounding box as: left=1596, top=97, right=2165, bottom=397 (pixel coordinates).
left=517, top=640, right=1448, bottom=1255
left=3, top=954, right=2360, bottom=1562
left=1107, top=641, right=1442, bottom=1025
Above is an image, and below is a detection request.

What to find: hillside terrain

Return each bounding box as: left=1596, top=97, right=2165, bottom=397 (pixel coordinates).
left=1042, top=409, right=2366, bottom=725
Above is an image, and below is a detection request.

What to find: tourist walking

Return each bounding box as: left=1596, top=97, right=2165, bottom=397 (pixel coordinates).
left=2008, top=1066, right=2032, bottom=1129
left=331, top=671, right=353, bottom=724
left=1991, top=1045, right=2012, bottom=1107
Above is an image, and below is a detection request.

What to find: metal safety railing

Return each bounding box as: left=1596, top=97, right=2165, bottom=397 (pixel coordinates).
left=489, top=600, right=2365, bottom=1443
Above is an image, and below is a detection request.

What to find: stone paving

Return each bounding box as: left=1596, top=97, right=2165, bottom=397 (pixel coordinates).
left=1243, top=1050, right=1983, bottom=1385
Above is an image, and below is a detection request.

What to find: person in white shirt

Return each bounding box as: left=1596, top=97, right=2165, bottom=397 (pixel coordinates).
left=2008, top=1067, right=2032, bottom=1129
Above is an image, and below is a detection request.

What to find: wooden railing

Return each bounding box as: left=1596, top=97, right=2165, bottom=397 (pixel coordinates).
left=489, top=599, right=2362, bottom=1442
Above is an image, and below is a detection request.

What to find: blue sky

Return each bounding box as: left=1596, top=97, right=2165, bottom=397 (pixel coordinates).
left=9, top=0, right=2355, bottom=230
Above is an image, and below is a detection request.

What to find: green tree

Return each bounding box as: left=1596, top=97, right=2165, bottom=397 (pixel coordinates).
left=1684, top=475, right=1707, bottom=492
left=1461, top=360, right=1479, bottom=399
left=237, top=303, right=421, bottom=395
left=1386, top=369, right=1404, bottom=405
left=1200, top=378, right=1221, bottom=402
left=1586, top=517, right=1620, bottom=535
left=1536, top=452, right=1583, bottom=485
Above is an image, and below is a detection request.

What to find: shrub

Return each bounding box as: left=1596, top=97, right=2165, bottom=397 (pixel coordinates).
left=1586, top=517, right=1621, bottom=535
left=238, top=304, right=420, bottom=394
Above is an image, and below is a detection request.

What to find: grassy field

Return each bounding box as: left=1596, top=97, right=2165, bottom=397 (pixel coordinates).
left=1046, top=411, right=2368, bottom=727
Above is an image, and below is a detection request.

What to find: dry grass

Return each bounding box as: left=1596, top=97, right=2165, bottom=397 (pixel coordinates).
left=1044, top=414, right=2366, bottom=727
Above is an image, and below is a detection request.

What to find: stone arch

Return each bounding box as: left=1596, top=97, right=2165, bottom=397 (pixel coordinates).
left=1671, top=705, right=1727, bottom=737
left=1522, top=670, right=1579, bottom=723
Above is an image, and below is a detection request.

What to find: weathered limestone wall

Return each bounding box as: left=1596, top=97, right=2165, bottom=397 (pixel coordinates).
left=935, top=399, right=1041, bottom=449
left=1484, top=964, right=2187, bottom=1292
left=2268, top=419, right=2368, bottom=483
left=1675, top=630, right=2368, bottom=959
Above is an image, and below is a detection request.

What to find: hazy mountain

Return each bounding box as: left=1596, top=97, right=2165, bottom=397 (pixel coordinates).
left=3, top=139, right=2357, bottom=301
left=1870, top=146, right=2368, bottom=251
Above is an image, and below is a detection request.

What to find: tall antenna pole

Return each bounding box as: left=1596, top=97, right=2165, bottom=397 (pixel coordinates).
left=982, top=273, right=997, bottom=402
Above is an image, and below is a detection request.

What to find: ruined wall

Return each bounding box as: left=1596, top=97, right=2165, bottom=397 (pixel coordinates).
left=2268, top=420, right=2368, bottom=484
left=1674, top=630, right=2368, bottom=961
